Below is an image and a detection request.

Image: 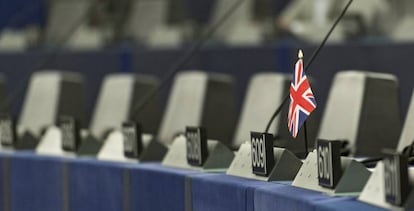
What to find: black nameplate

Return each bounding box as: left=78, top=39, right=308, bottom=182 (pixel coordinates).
left=0, top=114, right=16, bottom=146
left=58, top=116, right=80, bottom=152
left=251, top=132, right=274, bottom=176
left=186, top=126, right=208, bottom=166
left=317, top=139, right=342, bottom=188
left=122, top=122, right=143, bottom=159
left=384, top=151, right=410, bottom=206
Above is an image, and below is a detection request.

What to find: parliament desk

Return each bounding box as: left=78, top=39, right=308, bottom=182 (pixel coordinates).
left=128, top=163, right=201, bottom=211
left=188, top=174, right=283, bottom=211
left=1, top=152, right=65, bottom=211
left=0, top=151, right=399, bottom=211
left=0, top=153, right=4, bottom=211
left=67, top=158, right=131, bottom=211
left=316, top=199, right=389, bottom=211
left=253, top=183, right=406, bottom=211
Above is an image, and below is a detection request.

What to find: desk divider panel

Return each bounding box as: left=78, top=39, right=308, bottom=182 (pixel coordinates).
left=78, top=73, right=161, bottom=156
left=318, top=71, right=401, bottom=157
left=0, top=152, right=402, bottom=211
left=157, top=71, right=236, bottom=147
left=18, top=71, right=86, bottom=146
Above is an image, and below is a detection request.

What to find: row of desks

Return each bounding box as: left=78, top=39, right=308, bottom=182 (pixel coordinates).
left=0, top=151, right=388, bottom=211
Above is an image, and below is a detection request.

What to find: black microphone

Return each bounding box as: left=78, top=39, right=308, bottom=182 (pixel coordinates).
left=264, top=0, right=354, bottom=136
left=129, top=0, right=247, bottom=119
left=361, top=140, right=414, bottom=167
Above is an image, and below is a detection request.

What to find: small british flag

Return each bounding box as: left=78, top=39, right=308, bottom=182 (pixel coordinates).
left=288, top=50, right=317, bottom=138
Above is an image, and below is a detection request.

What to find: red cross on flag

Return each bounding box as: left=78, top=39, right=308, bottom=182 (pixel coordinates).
left=287, top=50, right=317, bottom=138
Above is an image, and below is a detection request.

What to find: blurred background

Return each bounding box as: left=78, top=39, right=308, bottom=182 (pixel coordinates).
left=1, top=0, right=414, bottom=123
left=1, top=0, right=412, bottom=50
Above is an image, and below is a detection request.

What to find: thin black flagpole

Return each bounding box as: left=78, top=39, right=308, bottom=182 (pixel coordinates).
left=303, top=121, right=309, bottom=157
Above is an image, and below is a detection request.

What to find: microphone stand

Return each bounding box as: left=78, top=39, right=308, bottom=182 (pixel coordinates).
left=264, top=0, right=354, bottom=157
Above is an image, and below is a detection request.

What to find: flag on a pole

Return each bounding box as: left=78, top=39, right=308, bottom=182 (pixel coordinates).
left=288, top=50, right=317, bottom=138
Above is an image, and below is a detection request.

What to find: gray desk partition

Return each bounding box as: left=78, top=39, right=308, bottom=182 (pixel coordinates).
left=18, top=71, right=85, bottom=148
left=317, top=70, right=402, bottom=157
left=397, top=91, right=414, bottom=152
left=78, top=73, right=161, bottom=156
left=232, top=73, right=288, bottom=149
left=89, top=73, right=161, bottom=140
left=157, top=71, right=236, bottom=147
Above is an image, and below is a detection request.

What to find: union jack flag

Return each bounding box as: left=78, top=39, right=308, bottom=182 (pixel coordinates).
left=288, top=51, right=317, bottom=138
